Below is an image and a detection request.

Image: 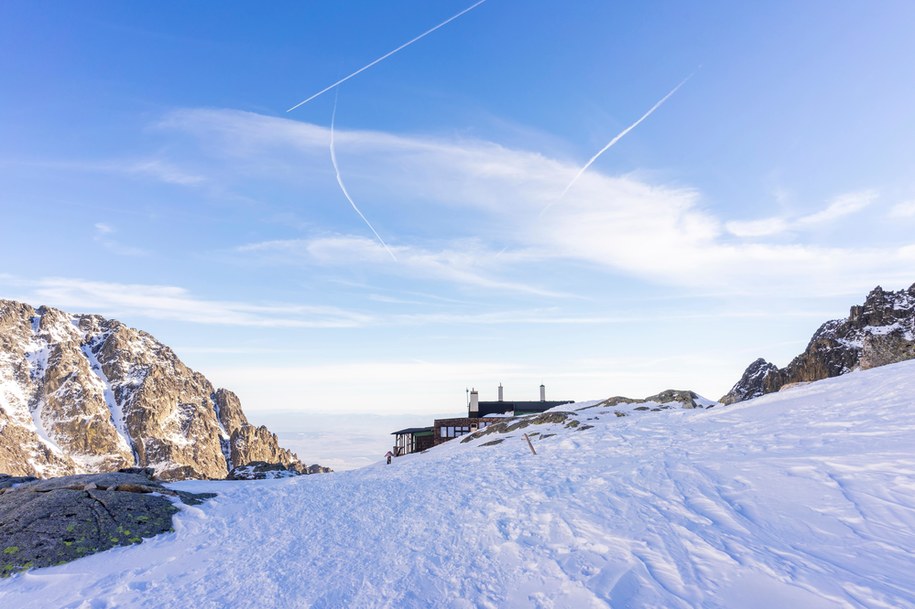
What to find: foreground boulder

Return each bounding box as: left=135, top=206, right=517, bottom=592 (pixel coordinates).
left=722, top=283, right=915, bottom=404
left=0, top=469, right=215, bottom=576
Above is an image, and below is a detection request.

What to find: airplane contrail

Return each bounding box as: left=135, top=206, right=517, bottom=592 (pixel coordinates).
left=288, top=0, right=488, bottom=113
left=540, top=73, right=694, bottom=217
left=329, top=94, right=398, bottom=262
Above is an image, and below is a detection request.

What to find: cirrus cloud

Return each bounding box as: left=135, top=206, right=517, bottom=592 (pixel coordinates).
left=159, top=108, right=914, bottom=298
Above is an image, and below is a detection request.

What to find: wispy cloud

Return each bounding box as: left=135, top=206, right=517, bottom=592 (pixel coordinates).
left=125, top=159, right=205, bottom=185
left=238, top=235, right=568, bottom=298
left=889, top=200, right=915, bottom=218
left=3, top=276, right=373, bottom=328
left=1, top=158, right=205, bottom=186
left=725, top=190, right=876, bottom=238
left=0, top=272, right=875, bottom=345
left=795, top=190, right=876, bottom=226
left=158, top=108, right=915, bottom=297
left=92, top=223, right=150, bottom=257
left=389, top=307, right=826, bottom=327
left=368, top=294, right=437, bottom=306
left=723, top=217, right=789, bottom=238
left=0, top=274, right=661, bottom=330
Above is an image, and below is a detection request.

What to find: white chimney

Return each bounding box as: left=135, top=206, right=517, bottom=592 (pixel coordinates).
left=540, top=384, right=545, bottom=401
left=498, top=383, right=503, bottom=402
left=469, top=388, right=479, bottom=417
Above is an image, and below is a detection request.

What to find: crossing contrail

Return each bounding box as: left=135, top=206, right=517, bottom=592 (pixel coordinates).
left=329, top=94, right=398, bottom=261
left=540, top=73, right=694, bottom=217
left=288, top=0, right=488, bottom=113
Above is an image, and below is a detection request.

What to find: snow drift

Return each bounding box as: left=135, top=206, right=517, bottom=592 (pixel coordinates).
left=2, top=360, right=914, bottom=608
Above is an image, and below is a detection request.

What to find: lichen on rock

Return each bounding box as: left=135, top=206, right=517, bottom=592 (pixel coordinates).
left=0, top=470, right=215, bottom=577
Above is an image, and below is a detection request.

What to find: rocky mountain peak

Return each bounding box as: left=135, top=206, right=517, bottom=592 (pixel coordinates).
left=0, top=299, right=324, bottom=480
left=721, top=283, right=915, bottom=404
left=849, top=283, right=915, bottom=328
left=719, top=359, right=782, bottom=405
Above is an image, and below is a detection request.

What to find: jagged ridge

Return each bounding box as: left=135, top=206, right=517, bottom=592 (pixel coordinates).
left=0, top=299, right=320, bottom=480
left=721, top=283, right=915, bottom=404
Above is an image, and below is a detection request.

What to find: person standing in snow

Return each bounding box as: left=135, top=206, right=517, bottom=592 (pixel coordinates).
left=385, top=450, right=394, bottom=465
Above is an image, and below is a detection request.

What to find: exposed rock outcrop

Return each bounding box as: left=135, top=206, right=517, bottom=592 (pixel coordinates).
left=227, top=461, right=300, bottom=480
left=213, top=390, right=312, bottom=473
left=596, top=389, right=717, bottom=410
left=722, top=283, right=915, bottom=404
left=0, top=474, right=38, bottom=490
left=0, top=469, right=215, bottom=576
left=460, top=410, right=578, bottom=444
left=719, top=358, right=784, bottom=405
left=0, top=300, right=327, bottom=480
left=460, top=389, right=718, bottom=445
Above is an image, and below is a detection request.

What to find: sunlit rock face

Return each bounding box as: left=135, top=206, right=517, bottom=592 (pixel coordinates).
left=0, top=300, right=308, bottom=480
left=721, top=283, right=915, bottom=404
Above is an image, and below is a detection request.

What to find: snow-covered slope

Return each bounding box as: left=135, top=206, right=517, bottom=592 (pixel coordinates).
left=3, top=361, right=915, bottom=608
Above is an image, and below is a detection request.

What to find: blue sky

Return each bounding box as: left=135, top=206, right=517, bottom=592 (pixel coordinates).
left=3, top=1, right=915, bottom=467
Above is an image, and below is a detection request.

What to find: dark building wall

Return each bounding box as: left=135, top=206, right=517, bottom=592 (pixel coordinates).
left=433, top=417, right=505, bottom=445
left=476, top=400, right=573, bottom=417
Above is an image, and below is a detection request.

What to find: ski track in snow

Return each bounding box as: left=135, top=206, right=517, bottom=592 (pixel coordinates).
left=3, top=362, right=915, bottom=608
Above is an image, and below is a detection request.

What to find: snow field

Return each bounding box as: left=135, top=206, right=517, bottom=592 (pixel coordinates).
left=2, top=361, right=915, bottom=608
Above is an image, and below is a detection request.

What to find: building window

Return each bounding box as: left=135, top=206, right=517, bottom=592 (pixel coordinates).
left=440, top=425, right=473, bottom=439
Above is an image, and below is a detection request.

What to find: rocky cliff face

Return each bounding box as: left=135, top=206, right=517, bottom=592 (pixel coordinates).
left=718, top=359, right=784, bottom=405
left=721, top=283, right=915, bottom=404
left=0, top=300, right=315, bottom=480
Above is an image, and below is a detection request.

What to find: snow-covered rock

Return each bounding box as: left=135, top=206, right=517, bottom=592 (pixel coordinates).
left=227, top=461, right=301, bottom=480
left=596, top=388, right=717, bottom=410
left=722, top=282, right=915, bottom=403
left=719, top=357, right=783, bottom=405
left=0, top=300, right=314, bottom=480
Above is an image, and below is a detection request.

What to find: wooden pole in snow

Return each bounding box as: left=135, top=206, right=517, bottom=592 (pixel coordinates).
left=523, top=433, right=537, bottom=455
